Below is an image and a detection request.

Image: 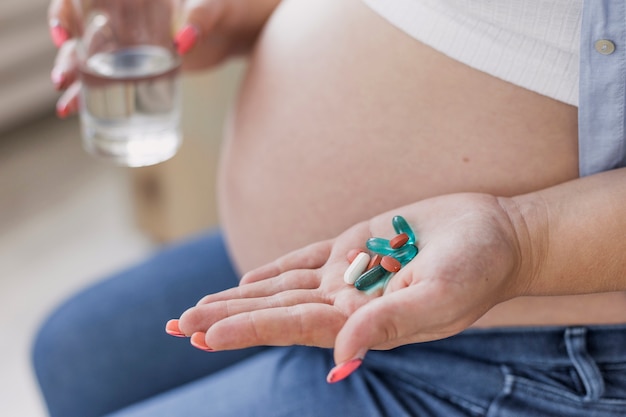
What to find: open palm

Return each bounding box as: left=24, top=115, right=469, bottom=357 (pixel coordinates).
left=177, top=193, right=530, bottom=366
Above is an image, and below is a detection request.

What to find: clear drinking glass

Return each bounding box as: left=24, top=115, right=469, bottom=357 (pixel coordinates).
left=73, top=0, right=182, bottom=167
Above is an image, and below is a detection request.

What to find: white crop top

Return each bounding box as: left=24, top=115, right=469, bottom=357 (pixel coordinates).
left=362, top=0, right=583, bottom=106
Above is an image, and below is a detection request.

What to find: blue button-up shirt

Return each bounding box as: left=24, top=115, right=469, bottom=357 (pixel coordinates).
left=579, top=0, right=626, bottom=176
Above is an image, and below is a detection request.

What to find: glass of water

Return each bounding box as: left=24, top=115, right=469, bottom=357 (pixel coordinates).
left=73, top=0, right=182, bottom=167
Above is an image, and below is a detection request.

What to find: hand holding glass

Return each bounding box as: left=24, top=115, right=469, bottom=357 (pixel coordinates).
left=74, top=0, right=182, bottom=167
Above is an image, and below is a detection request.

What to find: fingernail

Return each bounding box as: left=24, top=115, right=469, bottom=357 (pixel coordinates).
left=165, top=319, right=186, bottom=337
left=326, top=358, right=363, bottom=384
left=56, top=101, right=69, bottom=119
left=174, top=25, right=199, bottom=55
left=56, top=99, right=77, bottom=119
left=50, top=20, right=70, bottom=48
left=190, top=332, right=214, bottom=352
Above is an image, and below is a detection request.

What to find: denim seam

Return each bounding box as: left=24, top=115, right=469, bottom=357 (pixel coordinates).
left=601, top=363, right=626, bottom=371
left=565, top=327, right=605, bottom=401
left=385, top=368, right=487, bottom=417
left=508, top=374, right=626, bottom=409
left=369, top=358, right=486, bottom=417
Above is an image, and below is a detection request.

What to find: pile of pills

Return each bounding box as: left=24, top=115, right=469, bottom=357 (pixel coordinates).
left=344, top=216, right=418, bottom=291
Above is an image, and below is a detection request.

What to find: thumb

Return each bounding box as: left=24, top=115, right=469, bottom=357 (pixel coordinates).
left=174, top=0, right=225, bottom=54
left=328, top=271, right=492, bottom=384
left=327, top=292, right=409, bottom=384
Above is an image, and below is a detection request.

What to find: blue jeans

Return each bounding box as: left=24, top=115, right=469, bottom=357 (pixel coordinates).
left=32, top=230, right=626, bottom=416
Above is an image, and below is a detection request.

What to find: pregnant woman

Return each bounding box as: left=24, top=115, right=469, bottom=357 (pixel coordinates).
left=36, top=0, right=626, bottom=416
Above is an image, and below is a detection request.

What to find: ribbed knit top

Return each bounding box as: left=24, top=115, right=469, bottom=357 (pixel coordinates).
left=363, top=0, right=583, bottom=106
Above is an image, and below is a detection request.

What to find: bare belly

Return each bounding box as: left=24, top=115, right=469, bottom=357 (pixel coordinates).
left=217, top=0, right=626, bottom=326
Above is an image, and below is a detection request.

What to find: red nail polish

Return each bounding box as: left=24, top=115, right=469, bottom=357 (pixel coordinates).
left=174, top=25, right=199, bottom=55
left=326, top=358, right=363, bottom=384
left=190, top=332, right=214, bottom=352
left=56, top=98, right=78, bottom=119
left=56, top=101, right=70, bottom=119
left=165, top=319, right=186, bottom=338
left=50, top=22, right=70, bottom=48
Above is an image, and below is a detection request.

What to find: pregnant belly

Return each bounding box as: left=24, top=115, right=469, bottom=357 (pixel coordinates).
left=218, top=0, right=578, bottom=272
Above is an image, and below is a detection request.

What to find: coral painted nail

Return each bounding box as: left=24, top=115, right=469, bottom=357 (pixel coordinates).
left=56, top=100, right=77, bottom=119
left=190, top=332, right=214, bottom=352
left=165, top=319, right=186, bottom=337
left=174, top=25, right=199, bottom=55
left=50, top=21, right=70, bottom=48
left=326, top=358, right=363, bottom=384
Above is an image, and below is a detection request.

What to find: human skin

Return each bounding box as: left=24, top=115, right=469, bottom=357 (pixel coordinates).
left=50, top=0, right=626, bottom=368
left=48, top=0, right=280, bottom=110
left=188, top=0, right=626, bottom=364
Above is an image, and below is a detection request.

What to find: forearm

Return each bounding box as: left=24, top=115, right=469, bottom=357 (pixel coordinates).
left=507, top=167, right=626, bottom=296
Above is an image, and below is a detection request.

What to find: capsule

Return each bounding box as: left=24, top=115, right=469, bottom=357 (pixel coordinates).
left=392, top=216, right=416, bottom=244
left=344, top=252, right=371, bottom=285
left=366, top=237, right=394, bottom=256
left=392, top=244, right=419, bottom=266
left=346, top=248, right=365, bottom=264
left=355, top=265, right=391, bottom=291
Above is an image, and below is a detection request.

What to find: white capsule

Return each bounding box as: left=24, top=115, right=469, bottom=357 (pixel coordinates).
left=344, top=252, right=371, bottom=285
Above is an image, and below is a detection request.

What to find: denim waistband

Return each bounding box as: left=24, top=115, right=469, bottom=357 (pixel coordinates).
left=428, top=324, right=626, bottom=367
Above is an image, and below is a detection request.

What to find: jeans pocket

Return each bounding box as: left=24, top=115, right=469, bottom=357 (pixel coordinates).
left=601, top=363, right=626, bottom=402
left=485, top=366, right=626, bottom=417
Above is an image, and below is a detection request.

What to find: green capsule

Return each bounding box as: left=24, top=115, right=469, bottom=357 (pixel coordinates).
left=392, top=244, right=418, bottom=266
left=366, top=237, right=395, bottom=256
left=355, top=265, right=391, bottom=291
left=392, top=216, right=416, bottom=245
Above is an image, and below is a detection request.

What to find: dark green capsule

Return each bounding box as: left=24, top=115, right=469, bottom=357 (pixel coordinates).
left=355, top=265, right=391, bottom=291
left=366, top=237, right=394, bottom=256
left=392, top=216, right=416, bottom=245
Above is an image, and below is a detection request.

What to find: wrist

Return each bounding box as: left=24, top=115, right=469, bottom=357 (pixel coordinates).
left=496, top=194, right=549, bottom=298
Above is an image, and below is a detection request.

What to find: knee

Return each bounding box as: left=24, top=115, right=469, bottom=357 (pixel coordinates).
left=32, top=294, right=90, bottom=388
left=31, top=292, right=94, bottom=417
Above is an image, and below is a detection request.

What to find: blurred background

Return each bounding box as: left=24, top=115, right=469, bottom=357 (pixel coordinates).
left=0, top=1, right=244, bottom=415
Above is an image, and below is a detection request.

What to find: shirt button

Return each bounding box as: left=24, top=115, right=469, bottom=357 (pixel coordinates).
left=595, top=39, right=616, bottom=55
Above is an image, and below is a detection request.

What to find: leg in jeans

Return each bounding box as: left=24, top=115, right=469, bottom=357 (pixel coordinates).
left=103, top=326, right=626, bottom=417
left=32, top=229, right=265, bottom=417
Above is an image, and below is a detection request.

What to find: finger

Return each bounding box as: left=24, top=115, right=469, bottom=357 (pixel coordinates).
left=333, top=280, right=471, bottom=365
left=48, top=0, right=78, bottom=47
left=240, top=240, right=332, bottom=285
left=51, top=39, right=79, bottom=91
left=196, top=268, right=321, bottom=306
left=174, top=0, right=226, bottom=55
left=182, top=0, right=226, bottom=31
left=179, top=288, right=325, bottom=335
left=56, top=81, right=81, bottom=119
left=203, top=304, right=346, bottom=350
